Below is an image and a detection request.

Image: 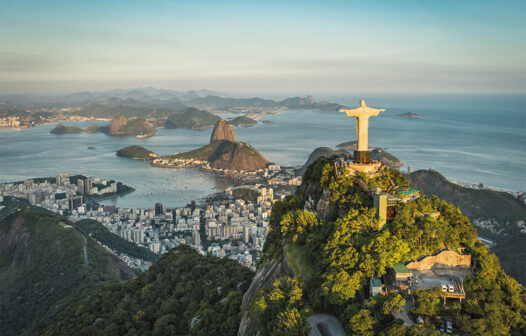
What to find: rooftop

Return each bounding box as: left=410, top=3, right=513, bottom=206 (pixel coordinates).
left=371, top=276, right=382, bottom=287
left=393, top=263, right=411, bottom=274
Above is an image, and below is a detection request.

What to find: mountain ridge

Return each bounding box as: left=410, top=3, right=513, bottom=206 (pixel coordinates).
left=0, top=198, right=136, bottom=336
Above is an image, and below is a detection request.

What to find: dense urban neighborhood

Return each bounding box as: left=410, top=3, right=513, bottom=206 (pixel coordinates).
left=0, top=167, right=301, bottom=271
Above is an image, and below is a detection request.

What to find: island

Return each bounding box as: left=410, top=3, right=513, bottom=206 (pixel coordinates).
left=399, top=112, right=420, bottom=118
left=116, top=145, right=159, bottom=160
left=229, top=116, right=258, bottom=127
left=49, top=116, right=156, bottom=138
left=50, top=123, right=84, bottom=134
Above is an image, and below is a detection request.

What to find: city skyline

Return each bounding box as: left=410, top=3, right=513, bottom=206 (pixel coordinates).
left=1, top=0, right=525, bottom=95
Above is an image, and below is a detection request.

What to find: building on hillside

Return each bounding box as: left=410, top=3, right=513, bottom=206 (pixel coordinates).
left=397, top=189, right=421, bottom=203
left=370, top=277, right=383, bottom=297
left=393, top=263, right=413, bottom=282
left=373, top=193, right=387, bottom=227
left=373, top=192, right=401, bottom=227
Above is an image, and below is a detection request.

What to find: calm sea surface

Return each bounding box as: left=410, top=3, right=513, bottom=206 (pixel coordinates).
left=0, top=94, right=524, bottom=208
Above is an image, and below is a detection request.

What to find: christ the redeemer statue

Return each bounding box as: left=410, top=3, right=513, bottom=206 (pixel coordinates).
left=339, top=100, right=385, bottom=164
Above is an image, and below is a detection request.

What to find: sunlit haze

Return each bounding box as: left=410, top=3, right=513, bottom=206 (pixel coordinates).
left=1, top=0, right=525, bottom=96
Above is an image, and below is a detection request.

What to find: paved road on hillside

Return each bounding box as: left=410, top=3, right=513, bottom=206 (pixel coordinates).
left=82, top=236, right=89, bottom=267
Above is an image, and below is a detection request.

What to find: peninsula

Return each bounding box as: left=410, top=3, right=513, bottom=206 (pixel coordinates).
left=152, top=119, right=268, bottom=172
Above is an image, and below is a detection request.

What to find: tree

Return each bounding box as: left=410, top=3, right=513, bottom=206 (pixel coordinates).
left=349, top=309, right=375, bottom=336
left=411, top=288, right=443, bottom=317
left=274, top=308, right=310, bottom=336
left=382, top=293, right=406, bottom=315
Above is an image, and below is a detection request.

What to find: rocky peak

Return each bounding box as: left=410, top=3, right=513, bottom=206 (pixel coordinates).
left=304, top=95, right=316, bottom=104
left=210, top=119, right=236, bottom=143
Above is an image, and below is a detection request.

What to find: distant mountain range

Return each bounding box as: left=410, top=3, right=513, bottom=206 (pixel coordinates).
left=0, top=87, right=345, bottom=112
left=186, top=94, right=345, bottom=111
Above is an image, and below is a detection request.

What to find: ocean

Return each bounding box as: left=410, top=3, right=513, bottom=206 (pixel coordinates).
left=0, top=94, right=524, bottom=208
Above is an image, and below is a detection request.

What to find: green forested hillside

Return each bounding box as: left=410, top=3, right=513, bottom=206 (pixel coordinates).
left=0, top=201, right=135, bottom=336
left=410, top=169, right=526, bottom=284
left=73, top=219, right=159, bottom=262
left=165, top=107, right=220, bottom=130
left=409, top=169, right=525, bottom=224
left=249, top=157, right=526, bottom=335
left=35, top=245, right=254, bottom=336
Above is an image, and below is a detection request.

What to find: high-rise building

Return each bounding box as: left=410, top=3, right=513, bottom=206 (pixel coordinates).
left=77, top=179, right=84, bottom=194
left=55, top=192, right=67, bottom=200
left=192, top=230, right=201, bottom=246
left=68, top=196, right=83, bottom=211
left=155, top=203, right=164, bottom=216
left=243, top=225, right=250, bottom=244
left=85, top=177, right=93, bottom=195
left=103, top=205, right=116, bottom=214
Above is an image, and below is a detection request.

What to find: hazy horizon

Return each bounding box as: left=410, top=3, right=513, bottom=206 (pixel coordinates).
left=1, top=0, right=525, bottom=95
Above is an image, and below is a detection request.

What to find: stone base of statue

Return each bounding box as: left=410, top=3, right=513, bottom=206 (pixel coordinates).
left=341, top=160, right=384, bottom=178
left=354, top=150, right=371, bottom=164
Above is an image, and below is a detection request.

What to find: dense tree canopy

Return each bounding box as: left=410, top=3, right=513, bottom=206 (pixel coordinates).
left=35, top=245, right=253, bottom=336
left=253, top=157, right=526, bottom=335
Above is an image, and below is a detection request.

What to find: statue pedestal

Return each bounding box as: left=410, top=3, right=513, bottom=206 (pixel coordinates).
left=343, top=160, right=384, bottom=178
left=354, top=150, right=371, bottom=164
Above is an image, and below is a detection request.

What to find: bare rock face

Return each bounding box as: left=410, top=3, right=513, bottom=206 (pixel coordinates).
left=107, top=115, right=128, bottom=135
left=238, top=241, right=295, bottom=336
left=210, top=119, right=236, bottom=143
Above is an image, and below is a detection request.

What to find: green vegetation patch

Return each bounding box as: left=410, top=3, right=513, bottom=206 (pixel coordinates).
left=73, top=219, right=159, bottom=262
left=0, top=203, right=134, bottom=336
left=253, top=156, right=526, bottom=335
left=35, top=245, right=253, bottom=336
left=165, top=107, right=220, bottom=130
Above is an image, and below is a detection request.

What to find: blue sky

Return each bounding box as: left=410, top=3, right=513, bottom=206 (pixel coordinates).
left=1, top=0, right=525, bottom=95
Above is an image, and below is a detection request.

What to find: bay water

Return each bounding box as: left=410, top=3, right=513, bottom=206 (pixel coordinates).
left=0, top=94, right=524, bottom=208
